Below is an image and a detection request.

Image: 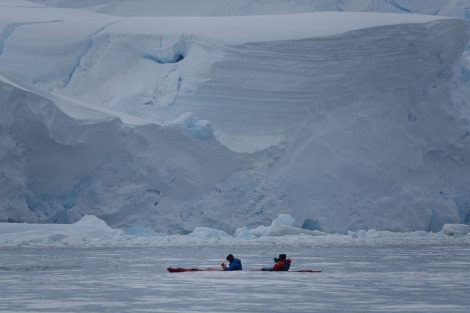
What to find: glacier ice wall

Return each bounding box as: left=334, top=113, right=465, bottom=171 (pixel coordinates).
left=0, top=75, right=260, bottom=233
left=1, top=6, right=470, bottom=233
left=170, top=18, right=470, bottom=233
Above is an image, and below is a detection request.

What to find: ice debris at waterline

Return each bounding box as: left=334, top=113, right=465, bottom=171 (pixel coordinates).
left=0, top=215, right=468, bottom=248
left=441, top=223, right=470, bottom=236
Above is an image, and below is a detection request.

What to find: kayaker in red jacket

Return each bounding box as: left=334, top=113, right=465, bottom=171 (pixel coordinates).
left=262, top=254, right=291, bottom=271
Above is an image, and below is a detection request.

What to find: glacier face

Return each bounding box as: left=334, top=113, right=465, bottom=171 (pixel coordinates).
left=1, top=1, right=470, bottom=234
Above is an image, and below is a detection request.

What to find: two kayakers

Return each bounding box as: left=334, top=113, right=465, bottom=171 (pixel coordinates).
left=220, top=253, right=290, bottom=271
left=168, top=253, right=321, bottom=273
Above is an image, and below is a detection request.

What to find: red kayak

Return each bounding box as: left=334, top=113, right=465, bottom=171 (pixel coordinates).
left=252, top=269, right=322, bottom=273
left=167, top=267, right=321, bottom=273
left=167, top=267, right=221, bottom=273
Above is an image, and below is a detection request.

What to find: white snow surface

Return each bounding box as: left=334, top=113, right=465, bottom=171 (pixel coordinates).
left=1, top=0, right=470, bottom=235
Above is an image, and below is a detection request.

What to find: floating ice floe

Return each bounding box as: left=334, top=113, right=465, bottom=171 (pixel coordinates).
left=442, top=223, right=470, bottom=236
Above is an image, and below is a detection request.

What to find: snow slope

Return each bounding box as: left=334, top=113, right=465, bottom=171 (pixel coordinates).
left=1, top=0, right=470, bottom=234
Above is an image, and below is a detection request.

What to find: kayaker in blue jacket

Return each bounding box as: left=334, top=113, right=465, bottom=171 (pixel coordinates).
left=221, top=254, right=242, bottom=271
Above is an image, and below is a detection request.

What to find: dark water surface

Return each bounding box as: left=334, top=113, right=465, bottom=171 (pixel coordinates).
left=1, top=244, right=469, bottom=312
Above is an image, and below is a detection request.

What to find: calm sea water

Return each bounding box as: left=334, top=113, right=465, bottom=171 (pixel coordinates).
left=1, top=244, right=469, bottom=312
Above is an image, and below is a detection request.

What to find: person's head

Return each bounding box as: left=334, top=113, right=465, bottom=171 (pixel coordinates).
left=274, top=254, right=287, bottom=262
left=226, top=254, right=234, bottom=262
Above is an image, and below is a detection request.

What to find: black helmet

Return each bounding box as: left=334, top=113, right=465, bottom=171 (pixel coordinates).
left=279, top=254, right=287, bottom=260
left=226, top=254, right=234, bottom=262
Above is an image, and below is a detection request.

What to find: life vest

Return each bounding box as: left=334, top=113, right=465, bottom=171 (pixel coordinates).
left=273, top=258, right=291, bottom=271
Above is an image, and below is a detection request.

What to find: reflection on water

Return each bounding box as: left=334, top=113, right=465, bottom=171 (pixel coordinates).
left=0, top=245, right=469, bottom=312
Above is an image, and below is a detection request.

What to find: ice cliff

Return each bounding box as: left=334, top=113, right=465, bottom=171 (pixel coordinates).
left=1, top=2, right=470, bottom=234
